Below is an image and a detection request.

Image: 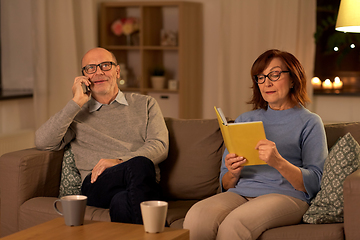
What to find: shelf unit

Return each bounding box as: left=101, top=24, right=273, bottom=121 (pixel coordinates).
left=99, top=1, right=203, bottom=119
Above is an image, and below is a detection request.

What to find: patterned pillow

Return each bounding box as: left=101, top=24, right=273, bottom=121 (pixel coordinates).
left=303, top=132, right=360, bottom=224
left=58, top=145, right=82, bottom=197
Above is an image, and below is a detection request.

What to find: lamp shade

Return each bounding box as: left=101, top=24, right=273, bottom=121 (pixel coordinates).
left=335, top=0, right=360, bottom=33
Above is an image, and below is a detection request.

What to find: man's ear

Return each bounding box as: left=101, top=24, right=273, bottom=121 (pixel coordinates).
left=116, top=65, right=121, bottom=78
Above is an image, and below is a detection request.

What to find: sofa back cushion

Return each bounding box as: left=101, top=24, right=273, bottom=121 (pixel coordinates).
left=159, top=118, right=225, bottom=200
left=325, top=122, right=360, bottom=149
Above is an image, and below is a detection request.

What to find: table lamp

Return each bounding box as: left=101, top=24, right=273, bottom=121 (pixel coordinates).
left=335, top=0, right=360, bottom=33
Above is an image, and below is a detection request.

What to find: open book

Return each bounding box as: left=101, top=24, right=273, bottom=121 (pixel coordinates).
left=214, top=106, right=267, bottom=166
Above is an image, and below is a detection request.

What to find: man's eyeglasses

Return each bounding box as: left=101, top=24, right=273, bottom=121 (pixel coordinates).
left=253, top=70, right=290, bottom=84
left=82, top=61, right=117, bottom=75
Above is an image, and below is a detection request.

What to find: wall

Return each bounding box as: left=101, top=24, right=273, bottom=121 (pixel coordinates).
left=0, top=98, right=36, bottom=155
left=313, top=95, right=360, bottom=124
left=1, top=0, right=34, bottom=90
left=0, top=0, right=36, bottom=155
left=0, top=98, right=34, bottom=134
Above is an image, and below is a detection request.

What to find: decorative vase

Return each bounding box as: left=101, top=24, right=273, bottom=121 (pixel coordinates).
left=151, top=76, right=166, bottom=90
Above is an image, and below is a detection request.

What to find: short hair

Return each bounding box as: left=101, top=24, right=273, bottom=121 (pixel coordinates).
left=248, top=49, right=310, bottom=110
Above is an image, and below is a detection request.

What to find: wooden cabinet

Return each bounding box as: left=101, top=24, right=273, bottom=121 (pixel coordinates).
left=99, top=1, right=203, bottom=119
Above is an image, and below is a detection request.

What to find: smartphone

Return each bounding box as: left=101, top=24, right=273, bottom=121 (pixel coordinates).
left=81, top=83, right=91, bottom=94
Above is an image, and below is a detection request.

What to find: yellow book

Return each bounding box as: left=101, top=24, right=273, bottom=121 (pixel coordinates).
left=214, top=106, right=267, bottom=166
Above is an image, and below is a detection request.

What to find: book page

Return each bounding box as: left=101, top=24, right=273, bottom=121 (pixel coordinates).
left=215, top=107, right=228, bottom=125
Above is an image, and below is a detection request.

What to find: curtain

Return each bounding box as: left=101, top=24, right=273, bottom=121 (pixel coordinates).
left=32, top=0, right=97, bottom=128
left=204, top=0, right=316, bottom=119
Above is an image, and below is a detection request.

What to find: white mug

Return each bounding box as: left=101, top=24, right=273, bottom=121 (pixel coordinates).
left=54, top=195, right=87, bottom=226
left=140, top=200, right=168, bottom=233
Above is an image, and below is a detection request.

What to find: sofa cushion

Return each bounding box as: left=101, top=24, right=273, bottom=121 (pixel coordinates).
left=303, top=132, right=360, bottom=224
left=19, top=197, right=60, bottom=231
left=159, top=118, right=224, bottom=200
left=167, top=200, right=199, bottom=228
left=58, top=145, right=82, bottom=197
left=325, top=122, right=360, bottom=149
left=258, top=223, right=344, bottom=240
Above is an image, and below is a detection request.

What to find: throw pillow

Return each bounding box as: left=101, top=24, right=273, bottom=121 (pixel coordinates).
left=58, top=145, right=82, bottom=197
left=303, top=132, right=360, bottom=224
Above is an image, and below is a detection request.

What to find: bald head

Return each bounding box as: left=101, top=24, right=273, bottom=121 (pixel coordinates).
left=82, top=48, right=117, bottom=68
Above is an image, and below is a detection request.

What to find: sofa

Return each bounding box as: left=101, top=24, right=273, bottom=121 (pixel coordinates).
left=0, top=117, right=360, bottom=239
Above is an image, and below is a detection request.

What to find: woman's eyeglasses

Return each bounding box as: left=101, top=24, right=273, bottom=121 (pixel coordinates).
left=253, top=71, right=290, bottom=84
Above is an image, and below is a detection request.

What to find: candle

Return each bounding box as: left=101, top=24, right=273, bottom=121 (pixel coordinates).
left=311, top=77, right=322, bottom=89
left=333, top=76, right=343, bottom=89
left=322, top=79, right=333, bottom=89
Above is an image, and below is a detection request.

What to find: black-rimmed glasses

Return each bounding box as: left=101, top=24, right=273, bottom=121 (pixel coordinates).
left=82, top=61, right=117, bottom=75
left=253, top=70, right=290, bottom=84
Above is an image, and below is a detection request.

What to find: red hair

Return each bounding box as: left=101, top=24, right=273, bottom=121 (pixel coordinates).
left=248, top=49, right=310, bottom=110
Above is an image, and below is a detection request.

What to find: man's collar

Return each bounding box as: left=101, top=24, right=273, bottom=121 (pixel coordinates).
left=88, top=90, right=128, bottom=112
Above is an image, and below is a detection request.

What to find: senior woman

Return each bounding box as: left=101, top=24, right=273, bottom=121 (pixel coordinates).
left=183, top=49, right=327, bottom=240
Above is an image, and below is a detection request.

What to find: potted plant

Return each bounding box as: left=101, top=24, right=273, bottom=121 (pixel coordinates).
left=150, top=67, right=166, bottom=89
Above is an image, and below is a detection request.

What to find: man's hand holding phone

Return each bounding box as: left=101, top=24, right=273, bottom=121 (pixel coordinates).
left=72, top=76, right=91, bottom=107
left=81, top=82, right=91, bottom=94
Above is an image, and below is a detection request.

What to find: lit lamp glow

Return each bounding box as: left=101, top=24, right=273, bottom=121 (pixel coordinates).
left=322, top=79, right=333, bottom=89
left=333, top=76, right=343, bottom=89
left=311, top=77, right=322, bottom=89
left=335, top=0, right=360, bottom=33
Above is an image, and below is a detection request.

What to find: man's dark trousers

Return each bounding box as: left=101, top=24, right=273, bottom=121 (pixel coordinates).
left=81, top=156, right=162, bottom=224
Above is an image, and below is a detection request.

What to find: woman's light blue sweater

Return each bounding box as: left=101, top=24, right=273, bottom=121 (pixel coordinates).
left=220, top=105, right=328, bottom=204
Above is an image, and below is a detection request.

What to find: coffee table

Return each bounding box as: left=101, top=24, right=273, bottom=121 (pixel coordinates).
left=1, top=218, right=189, bottom=240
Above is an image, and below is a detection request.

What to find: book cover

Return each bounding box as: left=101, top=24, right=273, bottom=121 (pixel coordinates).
left=214, top=106, right=267, bottom=166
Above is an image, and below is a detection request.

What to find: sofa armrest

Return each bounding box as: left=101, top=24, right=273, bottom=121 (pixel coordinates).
left=343, top=168, right=360, bottom=240
left=0, top=148, right=64, bottom=236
